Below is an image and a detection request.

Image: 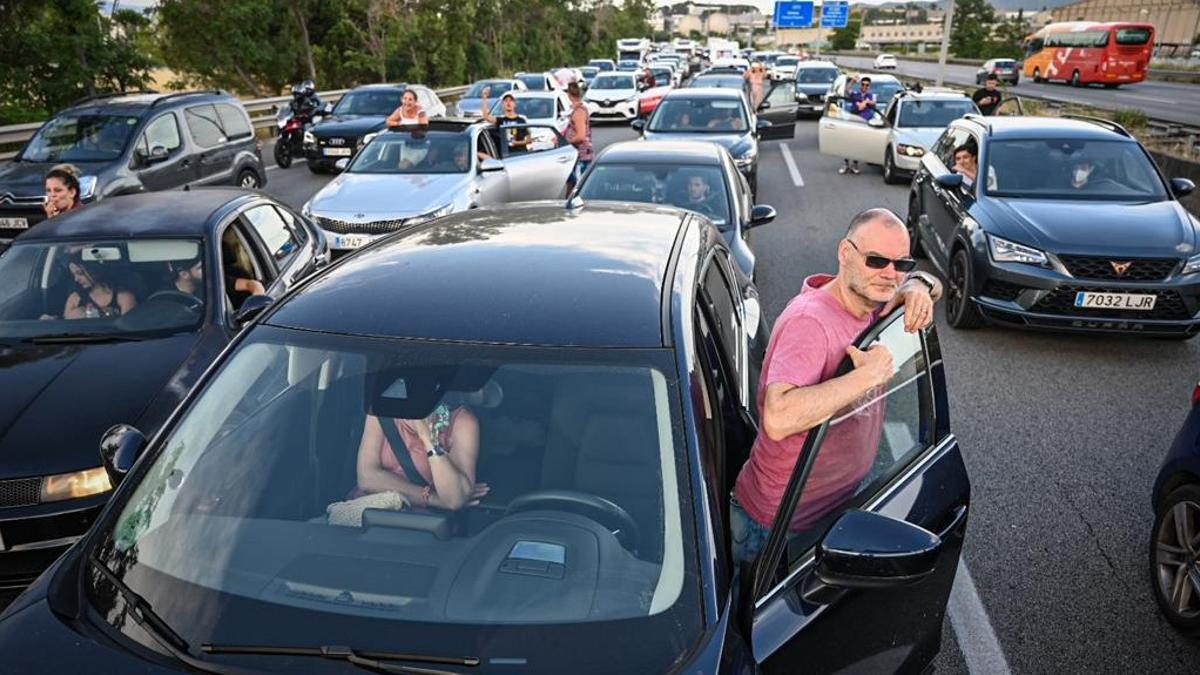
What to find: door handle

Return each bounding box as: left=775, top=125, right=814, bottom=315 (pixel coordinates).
left=556, top=155, right=571, bottom=163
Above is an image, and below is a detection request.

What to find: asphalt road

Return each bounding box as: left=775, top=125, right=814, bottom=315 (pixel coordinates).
left=258, top=122, right=1200, bottom=672
left=832, top=55, right=1200, bottom=127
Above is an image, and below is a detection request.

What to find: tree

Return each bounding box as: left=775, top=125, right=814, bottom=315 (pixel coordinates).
left=830, top=16, right=862, bottom=51
left=949, top=0, right=998, bottom=60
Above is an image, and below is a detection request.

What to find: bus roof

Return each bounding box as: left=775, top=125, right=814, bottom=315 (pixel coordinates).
left=1033, top=21, right=1154, bottom=34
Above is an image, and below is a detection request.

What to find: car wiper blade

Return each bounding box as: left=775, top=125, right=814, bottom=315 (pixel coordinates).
left=202, top=644, right=479, bottom=675
left=26, top=332, right=145, bottom=344
left=88, top=555, right=190, bottom=654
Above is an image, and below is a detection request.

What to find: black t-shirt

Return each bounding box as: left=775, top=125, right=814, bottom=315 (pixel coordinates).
left=225, top=274, right=250, bottom=310
left=497, top=114, right=530, bottom=152
left=972, top=88, right=1001, bottom=116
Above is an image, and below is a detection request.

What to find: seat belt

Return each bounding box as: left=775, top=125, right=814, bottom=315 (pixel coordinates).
left=379, top=418, right=429, bottom=488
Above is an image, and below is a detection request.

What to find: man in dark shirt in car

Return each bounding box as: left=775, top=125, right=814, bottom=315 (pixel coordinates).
left=972, top=74, right=1002, bottom=116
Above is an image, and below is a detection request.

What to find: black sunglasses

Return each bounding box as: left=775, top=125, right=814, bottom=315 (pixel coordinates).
left=847, top=239, right=917, bottom=272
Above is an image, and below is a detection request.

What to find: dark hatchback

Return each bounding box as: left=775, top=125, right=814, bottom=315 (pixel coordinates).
left=304, top=84, right=442, bottom=173
left=1150, top=379, right=1200, bottom=634
left=908, top=115, right=1200, bottom=337
left=0, top=202, right=969, bottom=673
left=0, top=189, right=326, bottom=590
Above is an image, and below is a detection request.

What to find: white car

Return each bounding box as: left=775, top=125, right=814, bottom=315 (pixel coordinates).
left=486, top=90, right=574, bottom=150
left=819, top=89, right=979, bottom=184
left=585, top=72, right=642, bottom=120
left=771, top=55, right=802, bottom=80
left=711, top=57, right=751, bottom=72
left=874, top=53, right=898, bottom=70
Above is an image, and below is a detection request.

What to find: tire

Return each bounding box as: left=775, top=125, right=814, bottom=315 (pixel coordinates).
left=236, top=168, right=261, bottom=189
left=1071, top=70, right=1081, bottom=87
left=1150, top=484, right=1200, bottom=634
left=1032, top=68, right=1042, bottom=84
left=883, top=148, right=902, bottom=185
left=1104, top=83, right=1119, bottom=89
left=273, top=138, right=292, bottom=169
left=946, top=247, right=983, bottom=329
left=906, top=196, right=926, bottom=258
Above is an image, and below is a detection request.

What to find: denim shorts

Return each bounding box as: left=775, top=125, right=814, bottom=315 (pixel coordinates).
left=730, top=492, right=771, bottom=563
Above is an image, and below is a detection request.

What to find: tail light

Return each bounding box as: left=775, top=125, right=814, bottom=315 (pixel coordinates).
left=1193, top=381, right=1200, bottom=406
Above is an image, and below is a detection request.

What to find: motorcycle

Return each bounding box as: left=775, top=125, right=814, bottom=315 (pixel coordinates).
left=273, top=104, right=323, bottom=169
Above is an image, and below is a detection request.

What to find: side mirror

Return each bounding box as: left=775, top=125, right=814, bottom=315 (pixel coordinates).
left=630, top=118, right=647, bottom=133
left=757, top=101, right=772, bottom=111
left=748, top=204, right=776, bottom=228
left=755, top=119, right=772, bottom=132
left=1172, top=177, right=1196, bottom=197
left=868, top=116, right=886, bottom=128
left=100, top=424, right=146, bottom=486
left=137, top=145, right=168, bottom=167
left=479, top=158, right=505, bottom=172
left=935, top=172, right=964, bottom=189
left=811, top=509, right=940, bottom=589
left=234, top=293, right=274, bottom=326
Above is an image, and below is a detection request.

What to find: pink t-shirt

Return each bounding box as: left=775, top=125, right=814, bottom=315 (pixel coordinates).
left=734, top=274, right=885, bottom=531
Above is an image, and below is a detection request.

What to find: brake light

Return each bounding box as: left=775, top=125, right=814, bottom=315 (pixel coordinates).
left=1193, top=381, right=1200, bottom=406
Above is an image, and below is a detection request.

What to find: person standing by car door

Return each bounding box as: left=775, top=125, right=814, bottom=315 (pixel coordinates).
left=564, top=83, right=593, bottom=192
left=480, top=88, right=532, bottom=153
left=838, top=78, right=878, bottom=175
left=730, top=209, right=943, bottom=562
left=972, top=74, right=1002, bottom=115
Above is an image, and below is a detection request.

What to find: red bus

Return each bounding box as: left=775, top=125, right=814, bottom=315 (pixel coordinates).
left=1022, top=22, right=1154, bottom=87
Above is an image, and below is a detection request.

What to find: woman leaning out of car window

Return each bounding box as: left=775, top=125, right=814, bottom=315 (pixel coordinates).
left=44, top=163, right=83, bottom=219
left=386, top=90, right=429, bottom=128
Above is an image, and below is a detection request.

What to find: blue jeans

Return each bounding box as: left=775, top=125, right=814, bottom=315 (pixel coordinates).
left=730, top=493, right=771, bottom=563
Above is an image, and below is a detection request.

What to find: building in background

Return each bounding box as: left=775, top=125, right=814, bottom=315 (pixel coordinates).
left=1047, top=0, right=1200, bottom=47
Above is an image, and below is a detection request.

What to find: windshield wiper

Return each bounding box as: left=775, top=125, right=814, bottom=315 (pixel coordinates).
left=26, top=332, right=145, bottom=344
left=202, top=644, right=479, bottom=675
left=88, top=555, right=191, bottom=655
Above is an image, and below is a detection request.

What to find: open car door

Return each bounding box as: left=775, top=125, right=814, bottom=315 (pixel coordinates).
left=741, top=309, right=971, bottom=673
left=495, top=123, right=577, bottom=201
left=755, top=81, right=798, bottom=140
left=994, top=96, right=1024, bottom=116
left=819, top=103, right=890, bottom=165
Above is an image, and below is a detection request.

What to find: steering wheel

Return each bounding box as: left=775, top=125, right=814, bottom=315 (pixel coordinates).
left=144, top=290, right=203, bottom=312
left=505, top=490, right=640, bottom=554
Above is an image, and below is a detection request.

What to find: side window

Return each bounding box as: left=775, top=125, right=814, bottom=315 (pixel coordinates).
left=500, top=124, right=564, bottom=156
left=938, top=128, right=970, bottom=168
left=215, top=103, right=253, bottom=141
left=699, top=253, right=746, bottom=407
left=781, top=314, right=932, bottom=565
left=273, top=205, right=308, bottom=243
left=184, top=105, right=225, bottom=148
left=136, top=113, right=182, bottom=157
left=765, top=81, right=795, bottom=107
left=220, top=225, right=268, bottom=310
left=885, top=101, right=899, bottom=126
left=242, top=205, right=301, bottom=269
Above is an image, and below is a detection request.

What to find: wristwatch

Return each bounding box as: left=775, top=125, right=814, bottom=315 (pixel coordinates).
left=908, top=272, right=935, bottom=294
left=426, top=442, right=447, bottom=458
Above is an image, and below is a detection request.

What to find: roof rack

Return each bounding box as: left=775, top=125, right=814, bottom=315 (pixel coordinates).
left=1059, top=114, right=1132, bottom=138
left=70, top=90, right=159, bottom=107
left=149, top=89, right=228, bottom=108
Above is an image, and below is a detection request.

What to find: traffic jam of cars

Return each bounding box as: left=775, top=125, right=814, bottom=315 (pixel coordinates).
left=0, top=29, right=1198, bottom=674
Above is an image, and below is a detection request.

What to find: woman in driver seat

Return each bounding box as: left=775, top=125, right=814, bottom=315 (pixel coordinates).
left=353, top=402, right=489, bottom=511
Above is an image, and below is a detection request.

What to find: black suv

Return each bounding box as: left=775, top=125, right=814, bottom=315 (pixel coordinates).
left=908, top=114, right=1200, bottom=337
left=0, top=91, right=266, bottom=247
left=304, top=83, right=446, bottom=173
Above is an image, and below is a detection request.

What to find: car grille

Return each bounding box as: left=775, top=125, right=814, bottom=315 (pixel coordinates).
left=0, top=477, right=41, bottom=508
left=1032, top=286, right=1192, bottom=320
left=1059, top=255, right=1179, bottom=282
left=316, top=215, right=408, bottom=235
left=319, top=136, right=357, bottom=147
left=982, top=279, right=1024, bottom=302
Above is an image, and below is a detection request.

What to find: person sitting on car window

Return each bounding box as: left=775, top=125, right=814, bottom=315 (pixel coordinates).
left=480, top=88, right=532, bottom=153
left=953, top=144, right=978, bottom=187
left=61, top=260, right=138, bottom=319
left=385, top=89, right=429, bottom=128
left=352, top=402, right=489, bottom=511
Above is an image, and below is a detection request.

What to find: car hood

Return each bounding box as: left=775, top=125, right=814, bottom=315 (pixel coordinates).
left=586, top=89, right=638, bottom=102
left=310, top=172, right=469, bottom=217
left=983, top=198, right=1198, bottom=256
left=796, top=83, right=831, bottom=97
left=455, top=98, right=486, bottom=116
left=891, top=127, right=943, bottom=150
left=312, top=115, right=387, bottom=137
left=0, top=161, right=63, bottom=198
left=642, top=129, right=753, bottom=155
left=0, top=333, right=202, bottom=478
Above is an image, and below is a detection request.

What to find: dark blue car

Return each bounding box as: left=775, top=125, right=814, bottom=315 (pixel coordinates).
left=1150, top=379, right=1200, bottom=634
left=908, top=115, right=1200, bottom=338
left=0, top=202, right=968, bottom=673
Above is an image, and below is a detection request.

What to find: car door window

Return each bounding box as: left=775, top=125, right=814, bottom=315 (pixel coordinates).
left=215, top=103, right=253, bottom=142
left=775, top=312, right=933, bottom=566
left=273, top=204, right=308, bottom=243
left=499, top=123, right=567, bottom=156
left=220, top=225, right=269, bottom=310
left=885, top=100, right=899, bottom=126
left=184, top=104, right=225, bottom=148
left=698, top=252, right=748, bottom=409
left=135, top=113, right=183, bottom=157
left=241, top=204, right=301, bottom=269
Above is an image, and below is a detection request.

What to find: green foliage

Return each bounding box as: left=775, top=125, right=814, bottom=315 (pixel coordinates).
left=1112, top=108, right=1148, bottom=131
left=949, top=0, right=996, bottom=60
left=830, top=16, right=862, bottom=52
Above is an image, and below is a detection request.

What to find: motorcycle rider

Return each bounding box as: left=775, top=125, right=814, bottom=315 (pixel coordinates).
left=289, top=80, right=323, bottom=118
left=275, top=80, right=323, bottom=168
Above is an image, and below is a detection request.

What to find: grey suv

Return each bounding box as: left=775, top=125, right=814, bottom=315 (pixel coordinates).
left=0, top=90, right=266, bottom=247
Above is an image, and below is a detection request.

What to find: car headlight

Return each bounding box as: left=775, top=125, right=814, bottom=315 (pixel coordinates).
left=988, top=233, right=1048, bottom=265
left=408, top=203, right=454, bottom=225
left=303, top=130, right=315, bottom=145
left=1183, top=253, right=1200, bottom=275
left=78, top=175, right=97, bottom=200
left=896, top=143, right=925, bottom=157
left=40, top=466, right=111, bottom=502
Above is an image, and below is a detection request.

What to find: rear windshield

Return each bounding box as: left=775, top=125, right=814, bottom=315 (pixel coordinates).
left=333, top=90, right=404, bottom=116
left=797, top=68, right=838, bottom=84
left=1115, top=28, right=1152, bottom=45
left=465, top=81, right=513, bottom=98
left=897, top=99, right=979, bottom=128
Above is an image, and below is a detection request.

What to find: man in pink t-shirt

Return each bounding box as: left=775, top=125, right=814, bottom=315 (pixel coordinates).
left=731, top=208, right=943, bottom=562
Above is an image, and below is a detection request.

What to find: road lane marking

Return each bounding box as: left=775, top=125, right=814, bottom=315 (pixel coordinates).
left=780, top=143, right=804, bottom=187
left=266, top=157, right=306, bottom=172
left=1114, top=93, right=1175, bottom=104
left=949, top=562, right=1012, bottom=675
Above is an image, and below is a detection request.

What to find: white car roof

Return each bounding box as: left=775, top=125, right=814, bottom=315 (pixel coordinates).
left=796, top=61, right=837, bottom=69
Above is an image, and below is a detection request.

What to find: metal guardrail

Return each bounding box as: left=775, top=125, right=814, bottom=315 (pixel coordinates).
left=0, top=85, right=471, bottom=162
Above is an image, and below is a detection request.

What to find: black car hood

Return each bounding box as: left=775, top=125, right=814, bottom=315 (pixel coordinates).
left=0, top=333, right=201, bottom=478
left=983, top=198, right=1198, bottom=256
left=312, top=115, right=388, bottom=137
left=0, top=161, right=61, bottom=198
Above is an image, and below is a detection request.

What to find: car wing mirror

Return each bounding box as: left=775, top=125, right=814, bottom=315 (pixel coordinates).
left=935, top=172, right=964, bottom=189
left=630, top=118, right=647, bottom=133
left=755, top=119, right=772, bottom=131
left=1171, top=177, right=1196, bottom=198
left=757, top=100, right=772, bottom=111
left=100, top=424, right=146, bottom=486
left=479, top=158, right=505, bottom=172
left=804, top=509, right=942, bottom=598
left=234, top=293, right=274, bottom=326
left=748, top=204, right=776, bottom=228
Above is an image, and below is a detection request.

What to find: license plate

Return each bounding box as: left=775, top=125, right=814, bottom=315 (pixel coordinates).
left=333, top=234, right=373, bottom=249
left=1074, top=291, right=1157, bottom=311
left=0, top=217, right=29, bottom=229
left=323, top=147, right=352, bottom=157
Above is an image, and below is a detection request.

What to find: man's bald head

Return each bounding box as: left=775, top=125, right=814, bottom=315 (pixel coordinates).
left=846, top=208, right=905, bottom=239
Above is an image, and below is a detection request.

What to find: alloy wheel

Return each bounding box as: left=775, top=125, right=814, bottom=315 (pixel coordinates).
left=1154, top=498, right=1200, bottom=620
left=239, top=170, right=260, bottom=189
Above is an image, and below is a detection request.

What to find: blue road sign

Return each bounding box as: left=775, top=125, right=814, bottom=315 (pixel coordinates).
left=774, top=1, right=815, bottom=29
left=820, top=0, right=850, bottom=28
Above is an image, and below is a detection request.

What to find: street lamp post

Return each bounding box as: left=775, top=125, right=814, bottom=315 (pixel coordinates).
left=936, top=0, right=956, bottom=86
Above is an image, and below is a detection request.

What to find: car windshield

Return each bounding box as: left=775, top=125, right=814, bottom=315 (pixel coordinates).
left=851, top=80, right=903, bottom=105
left=591, top=75, right=635, bottom=90
left=581, top=67, right=598, bottom=77
left=489, top=97, right=555, bottom=119
left=21, top=114, right=139, bottom=163
left=347, top=132, right=472, bottom=174
left=797, top=68, right=838, bottom=84
left=0, top=238, right=206, bottom=340
left=992, top=60, right=1016, bottom=68
left=649, top=98, right=748, bottom=133
left=651, top=70, right=672, bottom=86
left=691, top=75, right=744, bottom=90
left=87, top=326, right=700, bottom=671
left=776, top=56, right=800, bottom=67
left=589, top=60, right=614, bottom=71
left=897, top=99, right=978, bottom=127
left=984, top=139, right=1168, bottom=200
left=465, top=81, right=512, bottom=98
left=618, top=60, right=641, bottom=70
left=517, top=74, right=547, bottom=90
left=578, top=162, right=732, bottom=229
left=333, top=90, right=404, bottom=116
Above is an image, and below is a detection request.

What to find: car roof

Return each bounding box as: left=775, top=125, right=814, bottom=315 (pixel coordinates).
left=17, top=189, right=252, bottom=242
left=960, top=115, right=1137, bottom=141
left=348, top=83, right=410, bottom=92
left=267, top=202, right=693, bottom=348
left=796, top=60, right=837, bottom=69
left=896, top=89, right=969, bottom=101
left=597, top=140, right=724, bottom=165
left=666, top=87, right=743, bottom=100
left=65, top=90, right=239, bottom=116
left=380, top=119, right=477, bottom=134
